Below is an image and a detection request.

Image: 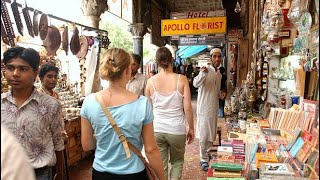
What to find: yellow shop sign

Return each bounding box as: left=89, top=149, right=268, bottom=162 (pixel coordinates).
left=161, top=17, right=227, bottom=36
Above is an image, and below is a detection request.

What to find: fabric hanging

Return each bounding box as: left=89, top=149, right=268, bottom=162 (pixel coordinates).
left=84, top=38, right=99, bottom=95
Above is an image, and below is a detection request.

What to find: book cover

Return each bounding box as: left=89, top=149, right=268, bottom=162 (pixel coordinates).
left=303, top=148, right=319, bottom=178
left=258, top=119, right=270, bottom=129
left=210, top=162, right=243, bottom=171
left=289, top=137, right=305, bottom=158
left=260, top=163, right=295, bottom=175
left=301, top=131, right=312, bottom=141
left=232, top=140, right=244, bottom=146
left=256, top=153, right=278, bottom=167
left=280, top=145, right=286, bottom=152
left=216, top=155, right=236, bottom=163
left=249, top=143, right=259, bottom=163
left=218, top=146, right=233, bottom=154
left=310, top=128, right=319, bottom=148
left=221, top=139, right=233, bottom=147
left=286, top=128, right=301, bottom=150
left=296, top=141, right=312, bottom=163
left=212, top=169, right=242, bottom=178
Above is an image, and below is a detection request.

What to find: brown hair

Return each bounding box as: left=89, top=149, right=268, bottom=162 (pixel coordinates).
left=99, top=48, right=132, bottom=81
left=155, top=46, right=172, bottom=69
left=131, top=53, right=141, bottom=65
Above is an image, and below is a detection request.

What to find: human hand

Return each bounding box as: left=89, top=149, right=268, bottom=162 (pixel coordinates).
left=186, top=129, right=195, bottom=144
left=200, top=66, right=208, bottom=73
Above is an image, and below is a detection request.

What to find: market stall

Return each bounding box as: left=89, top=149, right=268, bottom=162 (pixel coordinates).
left=207, top=0, right=319, bottom=179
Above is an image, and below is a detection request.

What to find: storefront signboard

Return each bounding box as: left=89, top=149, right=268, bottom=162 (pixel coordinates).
left=179, top=36, right=224, bottom=46
left=161, top=17, right=227, bottom=36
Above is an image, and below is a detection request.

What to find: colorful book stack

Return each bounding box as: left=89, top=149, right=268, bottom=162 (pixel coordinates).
left=232, top=140, right=245, bottom=164
left=207, top=161, right=243, bottom=178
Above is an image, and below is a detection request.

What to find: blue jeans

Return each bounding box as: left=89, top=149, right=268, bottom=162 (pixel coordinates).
left=35, top=167, right=52, bottom=180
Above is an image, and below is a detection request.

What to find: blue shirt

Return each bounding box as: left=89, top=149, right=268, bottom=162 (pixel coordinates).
left=80, top=94, right=153, bottom=174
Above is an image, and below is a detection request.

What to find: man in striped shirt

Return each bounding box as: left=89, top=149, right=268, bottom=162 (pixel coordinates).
left=127, top=53, right=147, bottom=96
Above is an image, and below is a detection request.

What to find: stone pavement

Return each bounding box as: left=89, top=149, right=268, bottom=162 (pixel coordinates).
left=69, top=96, right=228, bottom=180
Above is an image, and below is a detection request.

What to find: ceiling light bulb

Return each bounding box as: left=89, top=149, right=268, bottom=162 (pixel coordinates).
left=234, top=1, right=241, bottom=13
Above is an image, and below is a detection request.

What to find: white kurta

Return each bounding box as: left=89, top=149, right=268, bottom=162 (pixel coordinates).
left=193, top=66, right=221, bottom=143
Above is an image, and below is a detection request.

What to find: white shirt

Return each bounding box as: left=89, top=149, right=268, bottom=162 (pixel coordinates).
left=127, top=73, right=147, bottom=96
left=1, top=125, right=36, bottom=180
left=193, top=66, right=222, bottom=142
left=150, top=75, right=186, bottom=135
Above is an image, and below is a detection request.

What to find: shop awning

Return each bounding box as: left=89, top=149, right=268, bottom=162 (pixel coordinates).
left=176, top=45, right=208, bottom=58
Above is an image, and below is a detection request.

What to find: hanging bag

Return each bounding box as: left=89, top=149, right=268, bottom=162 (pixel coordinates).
left=95, top=93, right=158, bottom=180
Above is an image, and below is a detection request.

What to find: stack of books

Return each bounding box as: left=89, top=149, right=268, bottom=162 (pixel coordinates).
left=207, top=154, right=244, bottom=179
left=232, top=140, right=245, bottom=163
left=207, top=161, right=243, bottom=178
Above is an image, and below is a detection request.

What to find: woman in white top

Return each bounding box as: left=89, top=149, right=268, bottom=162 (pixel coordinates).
left=145, top=46, right=194, bottom=180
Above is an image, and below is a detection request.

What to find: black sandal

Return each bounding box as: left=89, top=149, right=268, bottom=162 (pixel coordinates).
left=199, top=161, right=209, bottom=172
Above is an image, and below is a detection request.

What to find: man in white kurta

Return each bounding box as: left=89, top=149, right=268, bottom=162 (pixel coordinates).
left=193, top=48, right=222, bottom=171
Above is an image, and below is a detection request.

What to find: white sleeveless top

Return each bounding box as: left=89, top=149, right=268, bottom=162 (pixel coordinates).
left=150, top=74, right=186, bottom=135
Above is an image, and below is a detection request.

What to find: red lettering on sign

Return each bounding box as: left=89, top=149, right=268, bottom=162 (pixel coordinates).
left=214, top=22, right=219, bottom=29
left=185, top=24, right=190, bottom=30
left=192, top=23, right=197, bottom=30
left=208, top=22, right=213, bottom=29
left=186, top=11, right=210, bottom=18
left=219, top=22, right=224, bottom=28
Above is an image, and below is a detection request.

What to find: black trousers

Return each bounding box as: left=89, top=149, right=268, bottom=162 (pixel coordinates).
left=92, top=168, right=148, bottom=180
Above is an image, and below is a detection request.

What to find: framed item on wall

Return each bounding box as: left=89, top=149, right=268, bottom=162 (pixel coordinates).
left=310, top=24, right=319, bottom=49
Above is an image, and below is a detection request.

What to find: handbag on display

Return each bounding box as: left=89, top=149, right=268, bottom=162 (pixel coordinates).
left=95, top=93, right=158, bottom=180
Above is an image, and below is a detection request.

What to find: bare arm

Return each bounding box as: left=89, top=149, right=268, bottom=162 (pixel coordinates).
left=145, top=79, right=152, bottom=101
left=142, top=123, right=166, bottom=180
left=81, top=117, right=96, bottom=151
left=181, top=75, right=194, bottom=144
left=142, top=76, right=148, bottom=96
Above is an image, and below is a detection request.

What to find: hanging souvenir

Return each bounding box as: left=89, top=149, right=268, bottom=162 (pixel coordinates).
left=11, top=0, right=23, bottom=36
left=298, top=12, right=312, bottom=34
left=287, top=0, right=309, bottom=29
left=22, top=2, right=34, bottom=38
left=1, top=0, right=15, bottom=47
